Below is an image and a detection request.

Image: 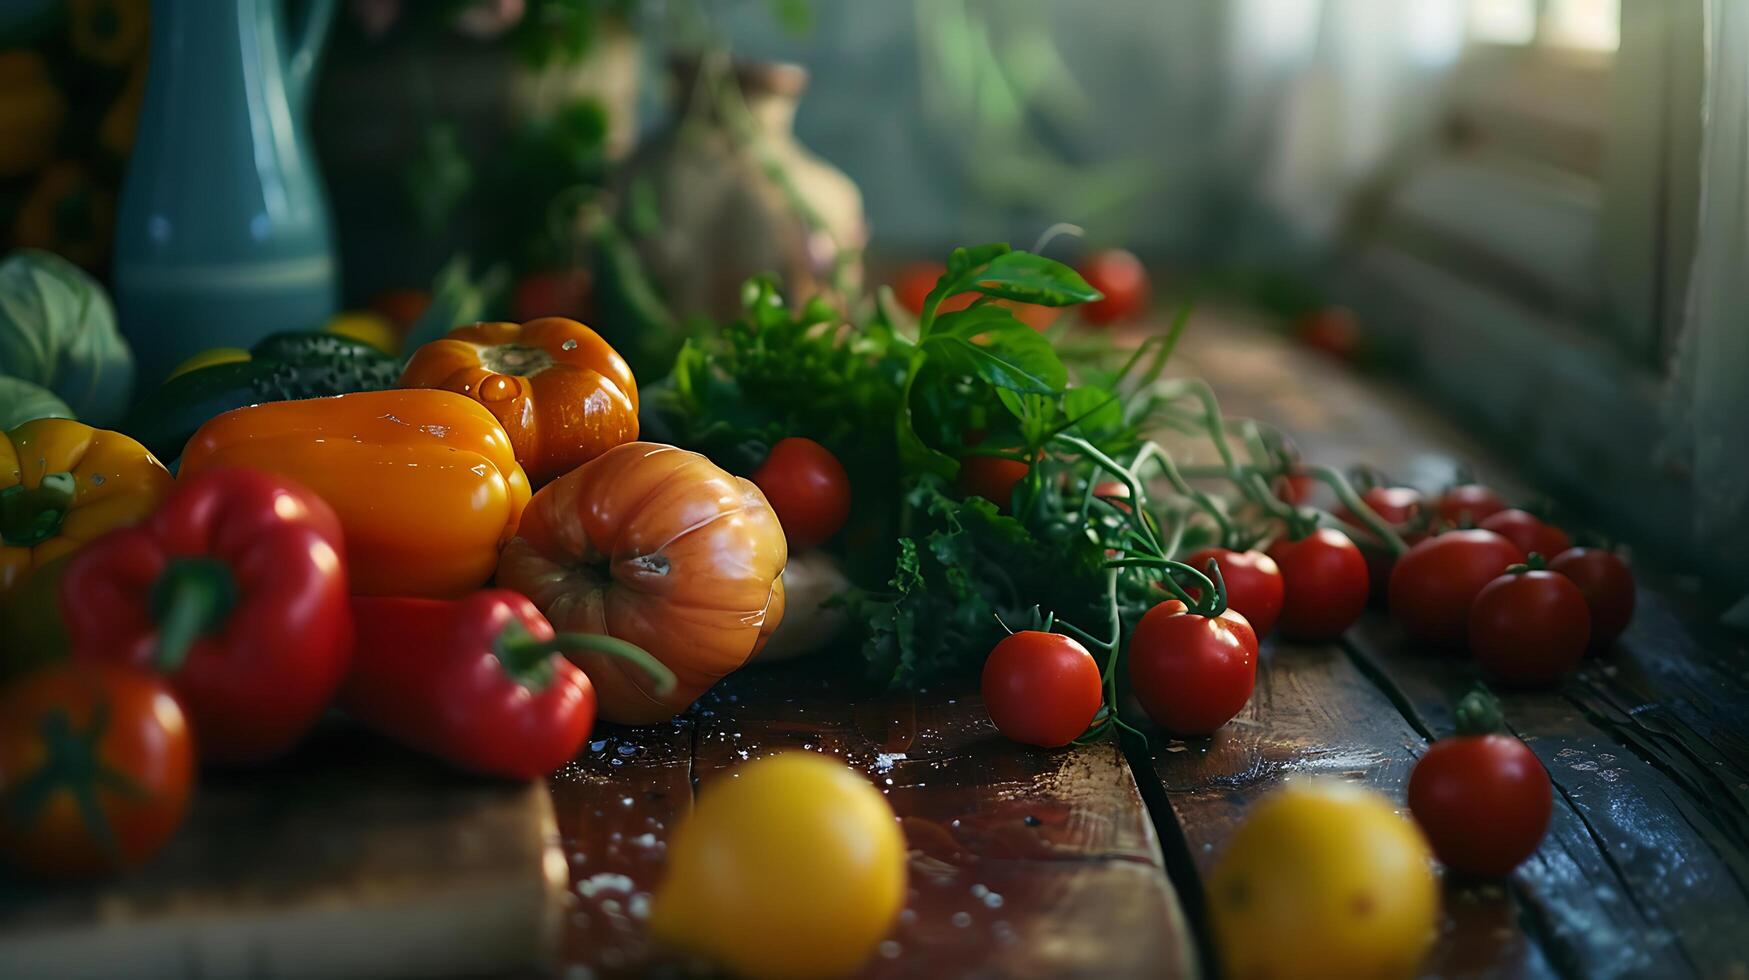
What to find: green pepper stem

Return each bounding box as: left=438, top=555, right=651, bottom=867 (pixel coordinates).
left=150, top=558, right=238, bottom=673
left=502, top=632, right=678, bottom=697
left=0, top=471, right=76, bottom=547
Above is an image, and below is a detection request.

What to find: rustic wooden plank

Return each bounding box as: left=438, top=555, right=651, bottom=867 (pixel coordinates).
left=1564, top=582, right=1749, bottom=848
left=1346, top=615, right=1749, bottom=977
left=688, top=658, right=1197, bottom=979
left=1133, top=638, right=1559, bottom=980
left=0, top=725, right=564, bottom=979
left=1178, top=310, right=1749, bottom=974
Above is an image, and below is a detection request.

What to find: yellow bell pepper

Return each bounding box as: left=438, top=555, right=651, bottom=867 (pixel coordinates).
left=326, top=310, right=402, bottom=355
left=178, top=389, right=531, bottom=598
left=1, top=419, right=173, bottom=593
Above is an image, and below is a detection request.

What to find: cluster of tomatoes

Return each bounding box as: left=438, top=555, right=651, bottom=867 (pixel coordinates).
left=979, top=516, right=1377, bottom=749
left=974, top=474, right=1634, bottom=879
left=1360, top=482, right=1636, bottom=685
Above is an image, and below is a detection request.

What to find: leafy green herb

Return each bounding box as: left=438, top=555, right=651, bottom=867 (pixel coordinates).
left=646, top=245, right=1391, bottom=715
left=647, top=244, right=1154, bottom=686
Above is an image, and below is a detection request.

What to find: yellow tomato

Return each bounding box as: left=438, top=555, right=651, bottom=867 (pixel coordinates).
left=649, top=752, right=908, bottom=979
left=326, top=311, right=401, bottom=355
left=166, top=347, right=250, bottom=380
left=1209, top=778, right=1439, bottom=980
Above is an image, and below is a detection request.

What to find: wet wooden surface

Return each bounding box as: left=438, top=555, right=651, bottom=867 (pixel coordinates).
left=550, top=662, right=1196, bottom=979
left=1168, top=313, right=1749, bottom=979
left=546, top=312, right=1749, bottom=978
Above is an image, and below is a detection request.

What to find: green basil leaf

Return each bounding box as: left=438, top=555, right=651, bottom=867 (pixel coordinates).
left=924, top=308, right=1066, bottom=394
left=897, top=354, right=958, bottom=479
left=1061, top=384, right=1124, bottom=443
left=946, top=243, right=1012, bottom=279
left=964, top=250, right=1102, bottom=307
left=919, top=243, right=1013, bottom=331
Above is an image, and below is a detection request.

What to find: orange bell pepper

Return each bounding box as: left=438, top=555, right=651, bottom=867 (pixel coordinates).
left=178, top=389, right=530, bottom=598
left=400, top=318, right=639, bottom=485
left=2, top=419, right=172, bottom=594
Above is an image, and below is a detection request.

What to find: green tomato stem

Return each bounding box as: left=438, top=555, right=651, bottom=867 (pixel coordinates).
left=1304, top=464, right=1409, bottom=556
left=1453, top=688, right=1508, bottom=737
left=1127, top=442, right=1233, bottom=549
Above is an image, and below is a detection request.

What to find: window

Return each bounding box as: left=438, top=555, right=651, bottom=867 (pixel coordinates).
left=1470, top=0, right=1619, bottom=51
left=1353, top=0, right=1696, bottom=367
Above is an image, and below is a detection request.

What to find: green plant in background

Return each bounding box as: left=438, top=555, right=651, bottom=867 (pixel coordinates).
left=510, top=0, right=643, bottom=67
left=913, top=0, right=1163, bottom=244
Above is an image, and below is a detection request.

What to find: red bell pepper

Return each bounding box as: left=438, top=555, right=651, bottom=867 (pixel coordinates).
left=61, top=468, right=353, bottom=766
left=342, top=590, right=675, bottom=780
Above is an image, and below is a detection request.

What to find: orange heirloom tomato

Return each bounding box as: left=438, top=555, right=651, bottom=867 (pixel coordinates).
left=0, top=662, right=195, bottom=878
left=496, top=442, right=787, bottom=724
left=400, top=318, right=639, bottom=485
left=178, top=389, right=531, bottom=598
left=2, top=419, right=173, bottom=594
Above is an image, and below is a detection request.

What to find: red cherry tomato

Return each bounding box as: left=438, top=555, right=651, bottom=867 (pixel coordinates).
left=1266, top=529, right=1370, bottom=639
left=1436, top=484, right=1507, bottom=527
left=1129, top=600, right=1257, bottom=735
left=1357, top=527, right=1429, bottom=606
left=511, top=268, right=593, bottom=323
left=751, top=437, right=852, bottom=550
left=1549, top=548, right=1635, bottom=649
left=1076, top=249, right=1150, bottom=325
left=1409, top=733, right=1551, bottom=876
left=981, top=631, right=1104, bottom=747
left=894, top=262, right=938, bottom=315
left=0, top=663, right=195, bottom=878
left=1478, top=509, right=1571, bottom=560
left=1388, top=530, right=1524, bottom=646
left=1295, top=306, right=1361, bottom=361
left=1185, top=548, right=1285, bottom=638
left=1469, top=569, right=1590, bottom=686
left=1339, top=485, right=1424, bottom=527
left=957, top=455, right=1031, bottom=513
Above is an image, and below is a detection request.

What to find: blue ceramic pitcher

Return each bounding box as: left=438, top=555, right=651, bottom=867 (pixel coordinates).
left=114, top=0, right=339, bottom=386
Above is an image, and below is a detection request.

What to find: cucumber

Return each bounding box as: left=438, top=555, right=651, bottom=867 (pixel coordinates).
left=123, top=332, right=401, bottom=463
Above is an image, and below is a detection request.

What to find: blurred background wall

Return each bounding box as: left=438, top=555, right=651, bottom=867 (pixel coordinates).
left=7, top=0, right=1743, bottom=590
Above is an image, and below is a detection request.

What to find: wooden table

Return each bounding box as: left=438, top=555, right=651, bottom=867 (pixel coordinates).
left=549, top=311, right=1749, bottom=978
